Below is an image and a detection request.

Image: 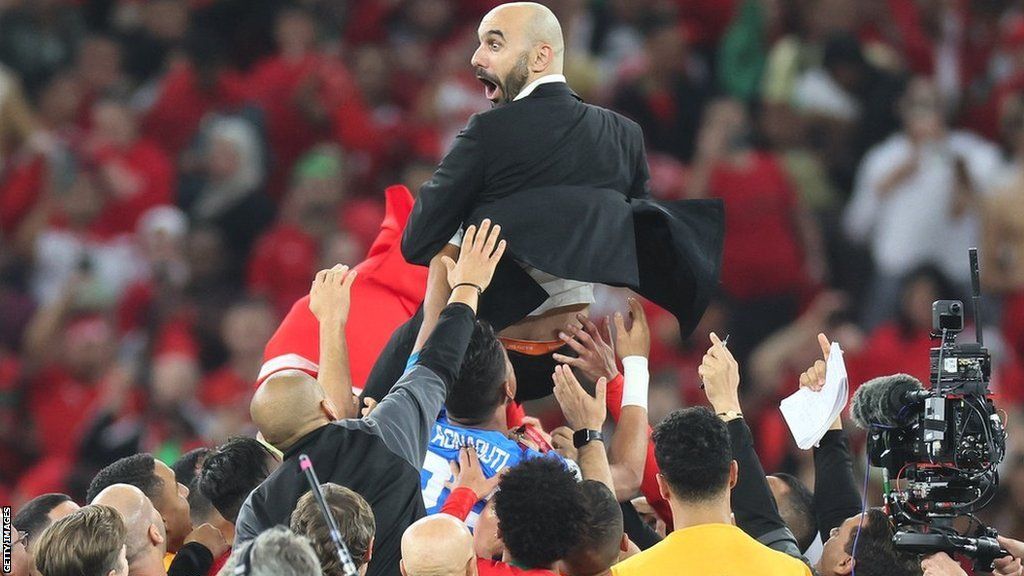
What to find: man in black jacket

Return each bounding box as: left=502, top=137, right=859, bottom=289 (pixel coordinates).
left=364, top=2, right=723, bottom=403
left=236, top=221, right=507, bottom=576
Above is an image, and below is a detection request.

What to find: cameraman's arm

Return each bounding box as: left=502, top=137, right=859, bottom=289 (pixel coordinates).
left=801, top=334, right=863, bottom=540
left=700, top=333, right=804, bottom=559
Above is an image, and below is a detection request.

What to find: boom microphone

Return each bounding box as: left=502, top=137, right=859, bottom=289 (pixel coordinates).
left=851, top=373, right=929, bottom=429
left=299, top=454, right=360, bottom=576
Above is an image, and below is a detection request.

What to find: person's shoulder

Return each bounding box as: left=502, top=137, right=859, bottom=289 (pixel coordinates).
left=730, top=527, right=812, bottom=574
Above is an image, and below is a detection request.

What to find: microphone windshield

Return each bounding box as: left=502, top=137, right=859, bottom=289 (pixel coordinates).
left=851, top=373, right=925, bottom=429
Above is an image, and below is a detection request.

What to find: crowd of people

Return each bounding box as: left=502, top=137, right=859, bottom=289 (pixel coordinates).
left=3, top=0, right=1024, bottom=575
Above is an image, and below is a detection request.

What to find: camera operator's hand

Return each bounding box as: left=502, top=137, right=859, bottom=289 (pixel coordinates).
left=440, top=219, right=506, bottom=294
left=698, top=332, right=741, bottom=416
left=921, top=552, right=967, bottom=576
left=798, top=333, right=843, bottom=431
left=994, top=536, right=1024, bottom=576
left=554, top=314, right=618, bottom=382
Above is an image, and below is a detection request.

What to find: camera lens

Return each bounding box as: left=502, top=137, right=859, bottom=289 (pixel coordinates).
left=950, top=302, right=961, bottom=313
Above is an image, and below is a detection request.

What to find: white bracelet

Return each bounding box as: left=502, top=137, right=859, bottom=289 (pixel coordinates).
left=621, top=356, right=649, bottom=411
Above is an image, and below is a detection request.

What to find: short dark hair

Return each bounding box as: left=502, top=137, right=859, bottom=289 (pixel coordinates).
left=446, top=321, right=508, bottom=423
left=493, top=457, right=586, bottom=569
left=87, top=453, right=162, bottom=504
left=290, top=483, right=375, bottom=575
left=197, top=437, right=274, bottom=522
left=770, top=473, right=816, bottom=553
left=844, top=509, right=921, bottom=576
left=13, top=493, right=75, bottom=546
left=173, top=447, right=211, bottom=489
left=652, top=407, right=733, bottom=502
left=563, top=481, right=623, bottom=576
left=188, top=476, right=218, bottom=526
left=34, top=505, right=127, bottom=576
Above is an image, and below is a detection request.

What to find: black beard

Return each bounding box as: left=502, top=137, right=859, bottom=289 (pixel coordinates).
left=499, top=52, right=531, bottom=104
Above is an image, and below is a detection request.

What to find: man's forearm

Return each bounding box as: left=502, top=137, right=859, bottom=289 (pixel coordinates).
left=813, top=429, right=862, bottom=541
left=318, top=320, right=355, bottom=418
left=577, top=441, right=615, bottom=494
left=413, top=244, right=459, bottom=353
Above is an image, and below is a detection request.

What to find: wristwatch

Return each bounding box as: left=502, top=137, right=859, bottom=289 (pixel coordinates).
left=573, top=429, right=605, bottom=448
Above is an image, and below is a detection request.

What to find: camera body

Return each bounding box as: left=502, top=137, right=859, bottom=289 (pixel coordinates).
left=864, top=299, right=1008, bottom=569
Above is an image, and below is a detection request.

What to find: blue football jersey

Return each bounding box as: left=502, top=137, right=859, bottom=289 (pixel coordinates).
left=420, top=411, right=574, bottom=529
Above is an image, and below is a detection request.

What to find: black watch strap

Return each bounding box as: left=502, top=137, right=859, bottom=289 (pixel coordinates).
left=573, top=429, right=604, bottom=448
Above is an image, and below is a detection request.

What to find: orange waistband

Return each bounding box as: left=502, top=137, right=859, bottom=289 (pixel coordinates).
left=499, top=337, right=565, bottom=356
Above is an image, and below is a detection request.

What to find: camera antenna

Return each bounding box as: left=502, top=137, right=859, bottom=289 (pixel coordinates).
left=969, top=248, right=983, bottom=346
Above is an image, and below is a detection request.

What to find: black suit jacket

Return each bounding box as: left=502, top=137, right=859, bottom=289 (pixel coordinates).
left=402, top=81, right=724, bottom=335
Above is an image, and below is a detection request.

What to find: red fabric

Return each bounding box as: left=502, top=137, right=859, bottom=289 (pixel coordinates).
left=1002, top=291, right=1024, bottom=357
left=846, top=323, right=933, bottom=395
left=87, top=139, right=174, bottom=237
left=142, top=63, right=250, bottom=158
left=477, top=559, right=558, bottom=576
left=199, top=367, right=252, bottom=408
left=604, top=373, right=673, bottom=527
left=710, top=152, right=809, bottom=301
left=258, top=185, right=427, bottom=392
left=207, top=552, right=229, bottom=576
left=247, top=224, right=320, bottom=316
left=0, top=155, right=45, bottom=234
left=27, top=367, right=102, bottom=457
left=440, top=486, right=479, bottom=521
left=14, top=456, right=72, bottom=505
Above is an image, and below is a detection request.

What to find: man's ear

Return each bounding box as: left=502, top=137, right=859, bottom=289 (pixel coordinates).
left=620, top=533, right=630, bottom=553
left=149, top=523, right=164, bottom=546
left=400, top=560, right=407, bottom=576
left=656, top=473, right=672, bottom=501
left=322, top=398, right=340, bottom=421
left=530, top=44, right=552, bottom=72
left=365, top=537, right=374, bottom=563
left=729, top=460, right=739, bottom=490
left=836, top=554, right=855, bottom=575
left=504, top=378, right=515, bottom=402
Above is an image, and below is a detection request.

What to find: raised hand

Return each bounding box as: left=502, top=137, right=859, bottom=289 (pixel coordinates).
left=614, top=297, right=651, bottom=359
left=798, top=333, right=832, bottom=392
left=440, top=219, right=506, bottom=293
left=447, top=445, right=502, bottom=500
left=697, top=332, right=740, bottom=415
left=184, top=523, right=230, bottom=559
left=309, top=264, right=358, bottom=326
left=554, top=313, right=618, bottom=382
left=552, top=364, right=607, bottom=431
left=920, top=552, right=967, bottom=576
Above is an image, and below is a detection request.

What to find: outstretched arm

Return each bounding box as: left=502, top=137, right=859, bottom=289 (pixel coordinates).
left=309, top=264, right=358, bottom=418
left=552, top=364, right=614, bottom=493
left=402, top=115, right=486, bottom=265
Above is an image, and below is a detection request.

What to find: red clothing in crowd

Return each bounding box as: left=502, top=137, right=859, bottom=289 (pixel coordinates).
left=142, top=63, right=250, bottom=158
left=848, top=323, right=933, bottom=391
left=247, top=224, right=320, bottom=316
left=0, top=155, right=45, bottom=234
left=27, top=366, right=102, bottom=458
left=87, top=139, right=174, bottom=237
left=199, top=366, right=251, bottom=409
left=476, top=559, right=559, bottom=576
left=710, top=152, right=809, bottom=301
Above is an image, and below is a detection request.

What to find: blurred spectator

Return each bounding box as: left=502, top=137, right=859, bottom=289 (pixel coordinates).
left=0, top=0, right=84, bottom=98
left=612, top=16, right=709, bottom=163
left=74, top=35, right=127, bottom=114
left=116, top=0, right=190, bottom=86
left=844, top=77, right=1003, bottom=327
left=689, top=99, right=825, bottom=367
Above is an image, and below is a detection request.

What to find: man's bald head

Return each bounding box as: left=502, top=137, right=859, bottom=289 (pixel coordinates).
left=400, top=515, right=476, bottom=576
left=472, top=2, right=565, bottom=103
left=92, top=484, right=166, bottom=563
left=251, top=370, right=338, bottom=451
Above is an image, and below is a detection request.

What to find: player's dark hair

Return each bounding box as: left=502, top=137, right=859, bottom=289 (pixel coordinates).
left=652, top=407, right=732, bottom=502
left=172, top=447, right=211, bottom=489
left=446, top=320, right=508, bottom=424
left=87, top=453, right=162, bottom=503
left=197, top=437, right=274, bottom=523
left=493, top=457, right=586, bottom=568
left=563, top=481, right=623, bottom=575
left=770, top=472, right=816, bottom=553
left=843, top=508, right=921, bottom=576
left=13, top=493, right=75, bottom=545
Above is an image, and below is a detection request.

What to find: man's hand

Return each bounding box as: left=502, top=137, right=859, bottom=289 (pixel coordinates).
left=798, top=333, right=842, bottom=430
left=554, top=314, right=618, bottom=382
left=698, top=332, right=740, bottom=415
left=614, top=298, right=651, bottom=359
left=550, top=426, right=578, bottom=461
left=994, top=536, right=1024, bottom=576
left=440, top=219, right=506, bottom=293
left=360, top=397, right=378, bottom=418
left=447, top=445, right=502, bottom=500
left=184, top=523, right=230, bottom=558
left=552, top=364, right=607, bottom=431
left=309, top=264, right=357, bottom=326
left=920, top=552, right=967, bottom=576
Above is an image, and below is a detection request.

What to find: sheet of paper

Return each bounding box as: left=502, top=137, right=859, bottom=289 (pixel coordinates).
left=779, top=342, right=848, bottom=450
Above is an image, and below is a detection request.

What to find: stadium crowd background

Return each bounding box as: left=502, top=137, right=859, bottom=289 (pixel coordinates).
left=1, top=0, right=1024, bottom=543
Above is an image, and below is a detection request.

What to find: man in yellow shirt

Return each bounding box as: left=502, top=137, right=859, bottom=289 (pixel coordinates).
left=611, top=404, right=811, bottom=576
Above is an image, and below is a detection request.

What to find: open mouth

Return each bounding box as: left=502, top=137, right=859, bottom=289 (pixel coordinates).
left=477, top=75, right=500, bottom=101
